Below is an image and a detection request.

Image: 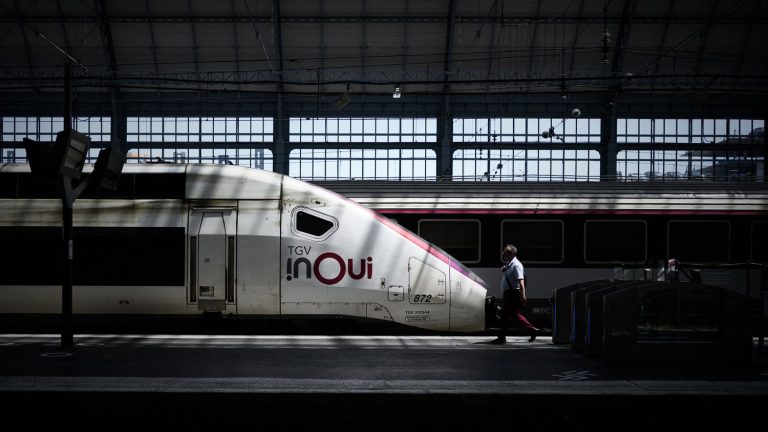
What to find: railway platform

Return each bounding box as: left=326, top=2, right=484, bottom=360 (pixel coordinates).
left=1, top=334, right=766, bottom=429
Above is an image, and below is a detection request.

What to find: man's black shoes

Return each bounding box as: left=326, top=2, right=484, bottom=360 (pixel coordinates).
left=489, top=332, right=539, bottom=343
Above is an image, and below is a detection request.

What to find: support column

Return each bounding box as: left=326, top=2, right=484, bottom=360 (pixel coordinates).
left=600, top=99, right=617, bottom=181
left=61, top=62, right=73, bottom=350
left=438, top=94, right=452, bottom=180
left=763, top=115, right=767, bottom=183
left=274, top=92, right=288, bottom=175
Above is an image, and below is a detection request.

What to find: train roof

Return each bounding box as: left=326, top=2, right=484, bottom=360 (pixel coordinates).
left=2, top=163, right=766, bottom=213
left=314, top=181, right=768, bottom=214
left=0, top=163, right=285, bottom=200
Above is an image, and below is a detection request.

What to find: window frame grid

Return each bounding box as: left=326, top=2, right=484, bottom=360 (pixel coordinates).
left=127, top=117, right=273, bottom=143
left=617, top=118, right=764, bottom=182
left=289, top=117, right=438, bottom=143
left=451, top=148, right=601, bottom=182
left=288, top=147, right=437, bottom=181
left=453, top=117, right=601, bottom=144
left=1, top=116, right=111, bottom=142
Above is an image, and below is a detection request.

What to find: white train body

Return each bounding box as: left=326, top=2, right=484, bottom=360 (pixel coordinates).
left=0, top=164, right=487, bottom=332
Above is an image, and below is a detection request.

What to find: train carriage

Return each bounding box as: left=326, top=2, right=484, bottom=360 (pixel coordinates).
left=318, top=181, right=768, bottom=325
left=0, top=163, right=488, bottom=332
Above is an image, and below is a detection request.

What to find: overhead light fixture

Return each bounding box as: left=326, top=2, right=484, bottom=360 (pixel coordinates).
left=93, top=139, right=127, bottom=191
left=56, top=129, right=91, bottom=179
left=392, top=84, right=402, bottom=99
left=333, top=83, right=352, bottom=110
left=333, top=92, right=351, bottom=110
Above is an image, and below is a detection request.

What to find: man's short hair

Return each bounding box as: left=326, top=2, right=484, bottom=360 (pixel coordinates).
left=503, top=244, right=517, bottom=255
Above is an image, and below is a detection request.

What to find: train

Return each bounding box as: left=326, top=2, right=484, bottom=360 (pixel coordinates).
left=317, top=180, right=768, bottom=325
left=0, top=163, right=488, bottom=333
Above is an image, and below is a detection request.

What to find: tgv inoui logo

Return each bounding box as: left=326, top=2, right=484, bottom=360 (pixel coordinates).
left=286, top=246, right=373, bottom=285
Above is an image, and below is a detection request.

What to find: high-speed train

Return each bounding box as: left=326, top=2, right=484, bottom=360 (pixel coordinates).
left=318, top=180, right=768, bottom=324
left=0, top=163, right=488, bottom=332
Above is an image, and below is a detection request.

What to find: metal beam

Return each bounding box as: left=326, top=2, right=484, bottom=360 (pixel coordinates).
left=439, top=0, right=457, bottom=180
left=483, top=1, right=499, bottom=94
left=13, top=0, right=34, bottom=78
left=231, top=0, right=241, bottom=92
left=55, top=0, right=72, bottom=55
left=361, top=1, right=367, bottom=87
left=1, top=90, right=764, bottom=119
left=526, top=0, right=543, bottom=91
left=95, top=0, right=118, bottom=74
left=694, top=0, right=720, bottom=73
left=273, top=0, right=284, bottom=75
left=601, top=0, right=638, bottom=182
left=610, top=0, right=638, bottom=74
left=144, top=0, right=159, bottom=76
left=401, top=0, right=409, bottom=85
left=272, top=0, right=286, bottom=174
left=187, top=0, right=200, bottom=80
left=567, top=0, right=586, bottom=78
left=1, top=15, right=756, bottom=25
left=651, top=0, right=676, bottom=94
left=736, top=0, right=762, bottom=72
left=442, top=0, right=457, bottom=83
left=319, top=0, right=325, bottom=87
left=94, top=0, right=126, bottom=146
left=2, top=70, right=765, bottom=92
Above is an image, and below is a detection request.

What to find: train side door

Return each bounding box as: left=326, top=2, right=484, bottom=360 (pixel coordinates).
left=189, top=208, right=237, bottom=312
left=407, top=257, right=449, bottom=327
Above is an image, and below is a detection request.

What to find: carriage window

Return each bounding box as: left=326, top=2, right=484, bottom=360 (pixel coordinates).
left=0, top=226, right=184, bottom=286
left=585, top=220, right=646, bottom=263
left=668, top=221, right=730, bottom=263
left=751, top=221, right=768, bottom=263
left=418, top=219, right=480, bottom=263
left=502, top=220, right=563, bottom=263
left=293, top=208, right=338, bottom=240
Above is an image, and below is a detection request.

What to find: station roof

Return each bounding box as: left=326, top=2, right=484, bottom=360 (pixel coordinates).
left=0, top=0, right=766, bottom=99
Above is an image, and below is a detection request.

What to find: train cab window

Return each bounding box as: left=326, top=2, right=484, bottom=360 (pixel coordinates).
left=292, top=207, right=338, bottom=240
left=752, top=221, right=768, bottom=263
left=585, top=220, right=646, bottom=263
left=668, top=221, right=730, bottom=263
left=418, top=219, right=480, bottom=263
left=501, top=220, right=563, bottom=263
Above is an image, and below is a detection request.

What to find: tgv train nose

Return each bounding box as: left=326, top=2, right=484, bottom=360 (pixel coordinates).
left=449, top=274, right=487, bottom=332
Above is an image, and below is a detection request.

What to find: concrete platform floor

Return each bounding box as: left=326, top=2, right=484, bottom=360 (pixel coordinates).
left=1, top=334, right=766, bottom=429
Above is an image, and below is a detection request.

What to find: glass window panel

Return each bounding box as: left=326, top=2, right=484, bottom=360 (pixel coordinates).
left=327, top=119, right=338, bottom=134
left=251, top=119, right=272, bottom=134
left=363, top=118, right=375, bottom=134
left=414, top=119, right=426, bottom=134
left=752, top=222, right=768, bottom=263
left=314, top=119, right=326, bottom=134
left=162, top=118, right=175, bottom=134
left=627, top=119, right=639, bottom=135
left=418, top=220, right=480, bottom=263
left=715, top=119, right=727, bottom=136
left=223, top=119, right=235, bottom=134
left=669, top=221, right=730, bottom=262
left=585, top=221, right=646, bottom=263
left=426, top=119, right=437, bottom=135
left=238, top=118, right=251, bottom=134
left=502, top=220, right=563, bottom=263
left=339, top=118, right=351, bottom=134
